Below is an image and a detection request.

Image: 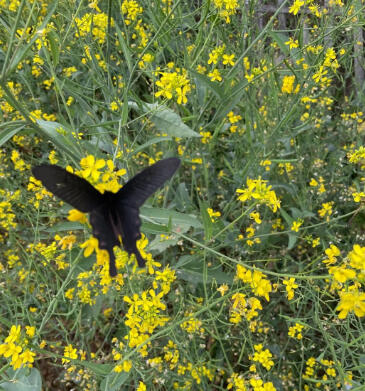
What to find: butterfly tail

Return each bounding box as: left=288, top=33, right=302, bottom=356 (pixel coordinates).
left=135, top=249, right=146, bottom=267
left=90, top=206, right=120, bottom=277
left=108, top=249, right=117, bottom=277
left=116, top=204, right=147, bottom=267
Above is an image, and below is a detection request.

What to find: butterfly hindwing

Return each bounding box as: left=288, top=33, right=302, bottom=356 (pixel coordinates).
left=117, top=157, right=181, bottom=208
left=116, top=203, right=145, bottom=267
left=89, top=204, right=120, bottom=276
left=32, top=164, right=104, bottom=213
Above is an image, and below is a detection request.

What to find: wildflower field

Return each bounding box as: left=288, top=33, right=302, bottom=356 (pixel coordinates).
left=0, top=0, right=365, bottom=390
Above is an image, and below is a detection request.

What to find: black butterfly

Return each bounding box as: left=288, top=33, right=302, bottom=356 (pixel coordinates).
left=32, top=158, right=180, bottom=276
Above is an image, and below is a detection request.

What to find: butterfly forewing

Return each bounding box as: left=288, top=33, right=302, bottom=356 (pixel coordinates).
left=32, top=164, right=104, bottom=213
left=117, top=157, right=181, bottom=208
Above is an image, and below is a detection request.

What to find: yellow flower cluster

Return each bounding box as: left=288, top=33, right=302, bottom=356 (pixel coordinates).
left=236, top=177, right=281, bottom=212
left=121, top=0, right=143, bottom=23
left=341, top=111, right=363, bottom=123
left=199, top=131, right=212, bottom=144
left=62, top=344, right=78, bottom=364
left=348, top=145, right=365, bottom=164
left=303, top=357, right=338, bottom=387
left=11, top=150, right=30, bottom=172
left=251, top=343, right=274, bottom=370
left=75, top=13, right=113, bottom=44
left=236, top=265, right=273, bottom=303
left=123, top=266, right=176, bottom=358
left=0, top=325, right=36, bottom=370
left=180, top=313, right=205, bottom=335
left=312, top=47, right=340, bottom=87
left=176, top=362, right=214, bottom=386
left=212, top=0, right=239, bottom=23
left=207, top=207, right=221, bottom=222
left=288, top=323, right=305, bottom=340
left=76, top=155, right=126, bottom=193
left=281, top=75, right=300, bottom=94
left=323, top=244, right=365, bottom=319
left=155, top=67, right=192, bottom=104
left=0, top=189, right=20, bottom=233
left=283, top=277, right=298, bottom=300
left=230, top=294, right=263, bottom=324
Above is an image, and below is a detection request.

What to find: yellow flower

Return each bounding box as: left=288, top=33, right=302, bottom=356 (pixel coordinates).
left=208, top=69, right=222, bottom=82
left=318, top=202, right=334, bottom=221
left=236, top=177, right=280, bottom=212
left=20, top=349, right=36, bottom=366
left=283, top=277, right=298, bottom=300
left=25, top=326, right=35, bottom=338
left=207, top=208, right=221, bottom=222
left=217, top=284, right=229, bottom=296
left=48, top=150, right=58, bottom=164
left=252, top=344, right=274, bottom=370
left=281, top=75, right=299, bottom=94
left=62, top=344, right=78, bottom=363
left=348, top=244, right=365, bottom=270
left=289, top=0, right=304, bottom=15
left=291, top=219, right=303, bottom=232
left=80, top=237, right=99, bottom=257
left=328, top=266, right=356, bottom=283
left=222, top=53, right=235, bottom=66
left=337, top=290, right=365, bottom=319
left=67, top=209, right=88, bottom=224
left=5, top=325, right=21, bottom=344
left=137, top=381, right=147, bottom=391
left=155, top=69, right=191, bottom=104
left=285, top=37, right=299, bottom=49
left=65, top=288, right=75, bottom=300
left=80, top=155, right=105, bottom=181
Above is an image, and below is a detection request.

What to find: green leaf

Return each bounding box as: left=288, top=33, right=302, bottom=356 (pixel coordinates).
left=279, top=208, right=293, bottom=226
left=178, top=266, right=233, bottom=285
left=44, top=222, right=85, bottom=232
left=142, top=221, right=170, bottom=234
left=36, top=120, right=82, bottom=162
left=100, top=371, right=130, bottom=391
left=0, top=368, right=42, bottom=391
left=148, top=237, right=179, bottom=253
left=0, top=123, right=25, bottom=147
left=141, top=206, right=202, bottom=230
left=135, top=102, right=201, bottom=138
left=191, top=70, right=224, bottom=99
left=288, top=233, right=298, bottom=250
left=132, top=136, right=174, bottom=155
left=81, top=362, right=114, bottom=376
left=268, top=31, right=290, bottom=56
left=47, top=30, right=60, bottom=66
left=199, top=200, right=213, bottom=241
left=213, top=81, right=247, bottom=121
left=114, top=24, right=133, bottom=74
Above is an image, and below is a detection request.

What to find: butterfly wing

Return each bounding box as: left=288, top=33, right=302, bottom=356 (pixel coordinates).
left=117, top=157, right=181, bottom=208
left=32, top=164, right=104, bottom=213
left=115, top=157, right=181, bottom=266
left=89, top=203, right=120, bottom=276
left=117, top=204, right=145, bottom=267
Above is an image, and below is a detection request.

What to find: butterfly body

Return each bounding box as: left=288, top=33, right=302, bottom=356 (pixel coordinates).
left=32, top=158, right=180, bottom=276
